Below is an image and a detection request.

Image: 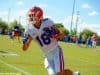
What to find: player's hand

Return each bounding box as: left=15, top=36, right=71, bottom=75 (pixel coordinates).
left=22, top=34, right=32, bottom=51
left=43, top=27, right=56, bottom=38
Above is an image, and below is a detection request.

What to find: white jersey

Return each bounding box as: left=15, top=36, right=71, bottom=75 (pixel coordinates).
left=25, top=18, right=58, bottom=54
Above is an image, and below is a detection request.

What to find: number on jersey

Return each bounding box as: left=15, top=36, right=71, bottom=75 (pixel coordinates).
left=36, top=33, right=51, bottom=47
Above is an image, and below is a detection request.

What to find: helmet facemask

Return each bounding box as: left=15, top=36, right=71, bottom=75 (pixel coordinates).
left=28, top=6, right=43, bottom=25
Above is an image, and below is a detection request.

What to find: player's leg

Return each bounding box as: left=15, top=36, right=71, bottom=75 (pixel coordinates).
left=12, top=32, right=14, bottom=40
left=94, top=41, right=96, bottom=48
left=44, top=57, right=55, bottom=75
left=53, top=46, right=66, bottom=75
left=44, top=47, right=80, bottom=75
left=17, top=32, right=20, bottom=43
left=54, top=46, right=75, bottom=75
left=44, top=48, right=65, bottom=75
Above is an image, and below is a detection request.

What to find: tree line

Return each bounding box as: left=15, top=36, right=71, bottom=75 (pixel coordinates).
left=0, top=18, right=99, bottom=40
left=0, top=18, right=24, bottom=34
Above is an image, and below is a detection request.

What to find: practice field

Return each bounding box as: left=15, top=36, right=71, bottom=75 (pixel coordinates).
left=0, top=35, right=100, bottom=75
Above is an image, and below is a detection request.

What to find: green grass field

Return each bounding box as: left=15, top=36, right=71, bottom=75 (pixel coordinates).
left=0, top=35, right=100, bottom=75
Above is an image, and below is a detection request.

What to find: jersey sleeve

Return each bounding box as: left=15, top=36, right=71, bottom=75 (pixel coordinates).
left=46, top=18, right=54, bottom=27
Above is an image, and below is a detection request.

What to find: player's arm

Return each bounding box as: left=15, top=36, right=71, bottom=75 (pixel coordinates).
left=51, top=25, right=65, bottom=41
left=43, top=25, right=65, bottom=41
left=22, top=34, right=32, bottom=51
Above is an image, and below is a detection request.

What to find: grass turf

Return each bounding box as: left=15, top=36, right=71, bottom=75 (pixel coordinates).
left=0, top=35, right=100, bottom=75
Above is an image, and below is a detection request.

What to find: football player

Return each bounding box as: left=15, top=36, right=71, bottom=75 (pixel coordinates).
left=22, top=6, right=78, bottom=75
left=12, top=25, right=20, bottom=42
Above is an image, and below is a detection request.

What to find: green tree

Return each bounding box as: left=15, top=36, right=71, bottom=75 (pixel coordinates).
left=9, top=20, right=24, bottom=32
left=9, top=20, right=18, bottom=30
left=70, top=28, right=77, bottom=36
left=59, top=27, right=69, bottom=35
left=55, top=23, right=69, bottom=35
left=80, top=29, right=95, bottom=39
left=55, top=23, right=64, bottom=28
left=0, top=18, right=8, bottom=34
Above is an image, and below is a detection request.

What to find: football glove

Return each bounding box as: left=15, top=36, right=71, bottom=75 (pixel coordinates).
left=22, top=34, right=29, bottom=44
left=43, top=27, right=56, bottom=38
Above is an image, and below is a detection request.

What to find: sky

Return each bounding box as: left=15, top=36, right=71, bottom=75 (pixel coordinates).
left=0, top=0, right=100, bottom=35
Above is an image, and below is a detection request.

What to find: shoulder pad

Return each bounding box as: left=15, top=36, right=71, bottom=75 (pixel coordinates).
left=42, top=18, right=49, bottom=22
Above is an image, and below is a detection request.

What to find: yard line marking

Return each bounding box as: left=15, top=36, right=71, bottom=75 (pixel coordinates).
left=0, top=60, right=32, bottom=75
left=0, top=53, right=19, bottom=56
left=0, top=50, right=20, bottom=56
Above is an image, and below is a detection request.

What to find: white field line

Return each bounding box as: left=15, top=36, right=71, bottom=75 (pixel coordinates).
left=0, top=53, right=19, bottom=56
left=0, top=60, right=32, bottom=75
left=0, top=51, right=20, bottom=56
